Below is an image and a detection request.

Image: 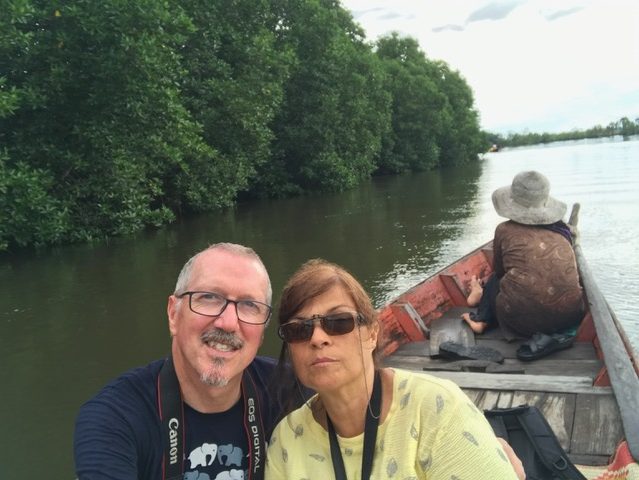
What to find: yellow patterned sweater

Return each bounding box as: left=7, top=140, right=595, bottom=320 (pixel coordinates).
left=265, top=369, right=518, bottom=479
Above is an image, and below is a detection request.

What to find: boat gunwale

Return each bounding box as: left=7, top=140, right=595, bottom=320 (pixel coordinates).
left=573, top=242, right=639, bottom=461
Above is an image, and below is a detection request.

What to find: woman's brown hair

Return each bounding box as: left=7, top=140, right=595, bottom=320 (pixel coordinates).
left=278, top=258, right=377, bottom=330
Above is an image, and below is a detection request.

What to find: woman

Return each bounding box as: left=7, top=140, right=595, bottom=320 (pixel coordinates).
left=462, top=171, right=585, bottom=359
left=265, top=259, right=521, bottom=479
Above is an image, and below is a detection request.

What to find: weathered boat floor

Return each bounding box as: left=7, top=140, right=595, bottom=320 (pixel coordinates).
left=383, top=310, right=622, bottom=466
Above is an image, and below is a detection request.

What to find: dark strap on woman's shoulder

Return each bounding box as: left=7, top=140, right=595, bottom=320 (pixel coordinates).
left=327, top=370, right=382, bottom=480
left=362, top=370, right=382, bottom=480
left=327, top=417, right=348, bottom=480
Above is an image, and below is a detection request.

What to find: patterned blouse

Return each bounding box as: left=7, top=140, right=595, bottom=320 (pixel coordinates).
left=265, top=368, right=518, bottom=479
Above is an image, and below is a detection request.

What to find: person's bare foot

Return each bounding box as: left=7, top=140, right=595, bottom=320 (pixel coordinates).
left=466, top=275, right=483, bottom=307
left=461, top=312, right=487, bottom=334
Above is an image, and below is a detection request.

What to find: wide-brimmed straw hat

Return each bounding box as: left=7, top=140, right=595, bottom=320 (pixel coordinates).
left=491, top=171, right=566, bottom=225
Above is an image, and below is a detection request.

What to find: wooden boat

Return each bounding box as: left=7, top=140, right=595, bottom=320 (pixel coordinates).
left=378, top=207, right=639, bottom=476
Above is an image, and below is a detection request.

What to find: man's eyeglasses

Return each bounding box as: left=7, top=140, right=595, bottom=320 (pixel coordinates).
left=176, top=291, right=271, bottom=325
left=278, top=312, right=363, bottom=343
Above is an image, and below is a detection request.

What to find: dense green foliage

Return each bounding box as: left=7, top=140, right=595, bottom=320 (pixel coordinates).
left=178, top=0, right=293, bottom=207
left=1, top=0, right=485, bottom=251
left=375, top=34, right=481, bottom=173
left=486, top=116, right=639, bottom=149
left=257, top=0, right=391, bottom=194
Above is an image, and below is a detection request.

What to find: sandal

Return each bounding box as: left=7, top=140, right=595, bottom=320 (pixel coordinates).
left=516, top=332, right=574, bottom=361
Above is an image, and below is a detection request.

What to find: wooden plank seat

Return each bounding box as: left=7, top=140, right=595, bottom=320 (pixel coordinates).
left=419, top=371, right=611, bottom=395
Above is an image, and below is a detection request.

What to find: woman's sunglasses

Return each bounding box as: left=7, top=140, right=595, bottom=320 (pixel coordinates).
left=278, top=312, right=363, bottom=343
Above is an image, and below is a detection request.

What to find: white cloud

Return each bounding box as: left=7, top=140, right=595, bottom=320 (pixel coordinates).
left=342, top=0, right=639, bottom=133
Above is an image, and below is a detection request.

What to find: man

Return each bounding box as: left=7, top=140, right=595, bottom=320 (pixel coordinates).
left=74, top=243, right=277, bottom=480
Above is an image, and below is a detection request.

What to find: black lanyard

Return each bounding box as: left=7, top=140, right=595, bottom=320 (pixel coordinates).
left=327, top=370, right=382, bottom=480
left=157, top=357, right=265, bottom=480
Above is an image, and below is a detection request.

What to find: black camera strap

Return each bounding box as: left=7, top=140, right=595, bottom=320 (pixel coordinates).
left=327, top=370, right=382, bottom=480
left=157, top=357, right=265, bottom=480
left=158, top=357, right=184, bottom=480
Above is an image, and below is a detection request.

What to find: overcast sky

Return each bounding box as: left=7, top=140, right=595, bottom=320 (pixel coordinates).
left=341, top=0, right=639, bottom=134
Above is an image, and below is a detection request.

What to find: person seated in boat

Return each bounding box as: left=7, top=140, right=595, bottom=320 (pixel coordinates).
left=266, top=258, right=524, bottom=480
left=462, top=171, right=585, bottom=359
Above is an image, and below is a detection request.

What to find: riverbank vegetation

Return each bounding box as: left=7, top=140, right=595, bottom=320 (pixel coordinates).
left=485, top=116, right=639, bottom=148
left=1, top=0, right=485, bottom=251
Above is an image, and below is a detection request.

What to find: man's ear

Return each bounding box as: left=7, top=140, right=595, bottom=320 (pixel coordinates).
left=167, top=295, right=179, bottom=336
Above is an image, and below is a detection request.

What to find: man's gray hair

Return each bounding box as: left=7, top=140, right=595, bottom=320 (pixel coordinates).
left=173, top=243, right=272, bottom=304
